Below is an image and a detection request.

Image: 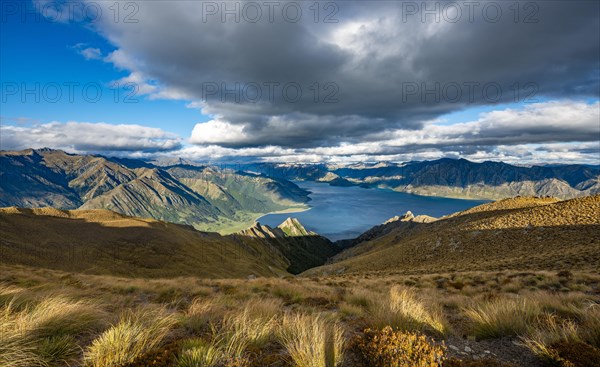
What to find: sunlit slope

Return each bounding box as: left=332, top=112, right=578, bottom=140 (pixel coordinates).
left=304, top=196, right=600, bottom=276
left=0, top=207, right=291, bottom=278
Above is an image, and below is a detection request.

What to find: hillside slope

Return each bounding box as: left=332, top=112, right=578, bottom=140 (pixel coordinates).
left=235, top=218, right=339, bottom=274
left=304, top=195, right=600, bottom=276
left=0, top=207, right=295, bottom=278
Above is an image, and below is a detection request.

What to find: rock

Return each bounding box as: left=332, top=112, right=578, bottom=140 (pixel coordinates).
left=247, top=274, right=256, bottom=280
left=464, top=346, right=473, bottom=353
left=449, top=345, right=459, bottom=352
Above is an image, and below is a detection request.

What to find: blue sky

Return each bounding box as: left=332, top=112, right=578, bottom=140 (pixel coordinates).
left=1, top=1, right=599, bottom=164
left=1, top=4, right=206, bottom=137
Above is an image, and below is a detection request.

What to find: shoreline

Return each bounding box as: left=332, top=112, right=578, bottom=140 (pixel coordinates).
left=255, top=205, right=312, bottom=222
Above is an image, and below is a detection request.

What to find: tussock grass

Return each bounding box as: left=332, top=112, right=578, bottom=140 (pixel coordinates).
left=84, top=307, right=177, bottom=367
left=220, top=306, right=278, bottom=349
left=521, top=313, right=580, bottom=360
left=465, top=296, right=541, bottom=339
left=580, top=304, right=600, bottom=348
left=528, top=291, right=591, bottom=320
left=279, top=313, right=345, bottom=367
left=176, top=338, right=221, bottom=367
left=1, top=295, right=105, bottom=367
left=371, top=286, right=448, bottom=335
left=0, top=336, right=47, bottom=367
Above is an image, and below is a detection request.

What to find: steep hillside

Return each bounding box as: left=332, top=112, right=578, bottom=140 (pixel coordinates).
left=235, top=218, right=340, bottom=274
left=304, top=195, right=600, bottom=276
left=0, top=149, right=309, bottom=232
left=248, top=159, right=600, bottom=200
left=0, top=207, right=291, bottom=278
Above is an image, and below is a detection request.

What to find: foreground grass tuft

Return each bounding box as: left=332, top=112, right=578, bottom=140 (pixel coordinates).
left=280, top=313, right=345, bottom=367
left=372, top=286, right=448, bottom=335
left=84, top=307, right=177, bottom=367
left=465, top=297, right=540, bottom=339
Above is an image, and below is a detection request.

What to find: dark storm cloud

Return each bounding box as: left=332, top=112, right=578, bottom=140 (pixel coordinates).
left=41, top=0, right=600, bottom=154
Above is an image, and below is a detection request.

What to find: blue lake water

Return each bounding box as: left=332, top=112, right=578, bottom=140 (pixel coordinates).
left=259, top=181, right=488, bottom=241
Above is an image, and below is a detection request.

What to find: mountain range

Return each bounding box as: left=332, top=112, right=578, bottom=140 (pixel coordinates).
left=0, top=148, right=309, bottom=233
left=246, top=159, right=600, bottom=200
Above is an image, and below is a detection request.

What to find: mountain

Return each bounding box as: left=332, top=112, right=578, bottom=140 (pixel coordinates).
left=245, top=159, right=600, bottom=200
left=0, top=207, right=339, bottom=277
left=304, top=195, right=600, bottom=276
left=235, top=218, right=339, bottom=274
left=0, top=207, right=290, bottom=278
left=0, top=149, right=309, bottom=232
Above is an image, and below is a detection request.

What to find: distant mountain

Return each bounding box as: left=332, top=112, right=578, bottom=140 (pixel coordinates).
left=236, top=218, right=339, bottom=274
left=0, top=149, right=309, bottom=232
left=304, top=195, right=600, bottom=276
left=245, top=159, right=600, bottom=200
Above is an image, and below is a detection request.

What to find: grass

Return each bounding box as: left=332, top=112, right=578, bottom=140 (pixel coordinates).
left=83, top=307, right=177, bottom=367
left=1, top=293, right=106, bottom=367
left=280, top=313, right=346, bottom=367
left=176, top=338, right=221, bottom=367
left=464, top=297, right=541, bottom=339
left=371, top=286, right=448, bottom=335
left=1, top=265, right=600, bottom=367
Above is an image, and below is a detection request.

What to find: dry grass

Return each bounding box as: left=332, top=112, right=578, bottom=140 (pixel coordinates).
left=1, top=265, right=599, bottom=367
left=520, top=313, right=580, bottom=363
left=580, top=304, right=600, bottom=348
left=279, top=313, right=346, bottom=367
left=371, top=286, right=448, bottom=335
left=1, top=293, right=105, bottom=367
left=176, top=338, right=221, bottom=367
left=84, top=307, right=177, bottom=367
left=464, top=297, right=541, bottom=339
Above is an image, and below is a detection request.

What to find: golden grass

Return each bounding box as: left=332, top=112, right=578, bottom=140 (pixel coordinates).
left=1, top=294, right=105, bottom=367
left=279, top=313, right=345, bottom=367
left=464, top=296, right=541, bottom=339
left=176, top=338, right=221, bottom=367
left=371, top=286, right=448, bottom=335
left=580, top=304, right=600, bottom=348
left=520, top=313, right=580, bottom=364
left=84, top=307, right=177, bottom=367
left=1, top=265, right=600, bottom=367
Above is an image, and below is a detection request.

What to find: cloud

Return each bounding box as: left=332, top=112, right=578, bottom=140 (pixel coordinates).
left=0, top=121, right=182, bottom=153
left=25, top=1, right=600, bottom=164
left=72, top=0, right=599, bottom=149
left=73, top=43, right=102, bottom=60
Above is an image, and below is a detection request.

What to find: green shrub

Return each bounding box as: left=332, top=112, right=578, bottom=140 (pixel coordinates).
left=356, top=326, right=445, bottom=367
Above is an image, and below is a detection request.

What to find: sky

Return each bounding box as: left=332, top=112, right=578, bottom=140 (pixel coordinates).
left=1, top=0, right=599, bottom=164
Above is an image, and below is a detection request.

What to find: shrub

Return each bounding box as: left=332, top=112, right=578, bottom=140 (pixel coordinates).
left=279, top=313, right=345, bottom=367
left=464, top=297, right=540, bottom=339
left=84, top=307, right=177, bottom=367
left=549, top=341, right=600, bottom=367
left=356, top=326, right=445, bottom=367
left=443, top=358, right=516, bottom=367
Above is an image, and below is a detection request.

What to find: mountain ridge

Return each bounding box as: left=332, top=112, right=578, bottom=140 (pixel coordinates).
left=0, top=148, right=310, bottom=233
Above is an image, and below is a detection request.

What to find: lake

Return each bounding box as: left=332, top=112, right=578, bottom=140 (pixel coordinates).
left=259, top=181, right=488, bottom=241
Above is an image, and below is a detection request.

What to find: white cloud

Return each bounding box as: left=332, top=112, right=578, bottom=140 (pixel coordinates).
left=190, top=120, right=248, bottom=145
left=79, top=47, right=102, bottom=60
left=0, top=121, right=181, bottom=153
